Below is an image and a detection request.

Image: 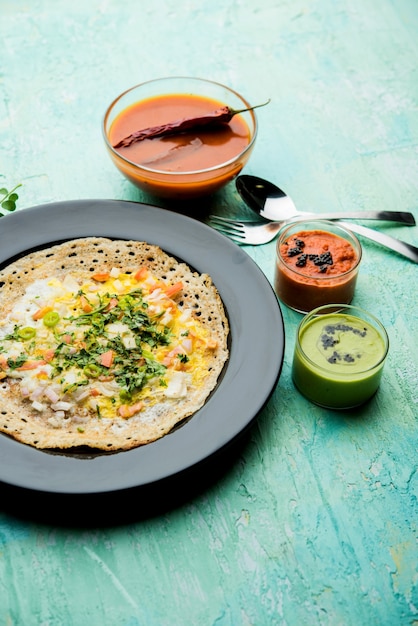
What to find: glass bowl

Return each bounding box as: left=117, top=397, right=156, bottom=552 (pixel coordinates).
left=292, top=304, right=389, bottom=409
left=274, top=220, right=362, bottom=314
left=103, top=77, right=258, bottom=200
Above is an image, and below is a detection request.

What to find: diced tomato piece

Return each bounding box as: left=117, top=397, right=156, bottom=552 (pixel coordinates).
left=134, top=267, right=148, bottom=281
left=80, top=295, right=93, bottom=312
left=118, top=402, right=144, bottom=418
left=43, top=349, right=55, bottom=362
left=99, top=349, right=114, bottom=368
left=92, top=273, right=110, bottom=282
left=105, top=298, right=118, bottom=311
left=32, top=306, right=53, bottom=320
left=164, top=281, right=183, bottom=298
left=148, top=281, right=165, bottom=292
left=162, top=345, right=183, bottom=366
left=17, top=360, right=47, bottom=370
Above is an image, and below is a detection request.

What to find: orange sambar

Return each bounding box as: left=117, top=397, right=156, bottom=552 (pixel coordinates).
left=109, top=93, right=251, bottom=173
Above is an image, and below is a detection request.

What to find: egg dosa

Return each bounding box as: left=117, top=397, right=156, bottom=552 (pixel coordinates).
left=0, top=238, right=229, bottom=451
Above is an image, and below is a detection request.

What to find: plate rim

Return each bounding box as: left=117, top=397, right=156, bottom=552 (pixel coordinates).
left=0, top=199, right=285, bottom=494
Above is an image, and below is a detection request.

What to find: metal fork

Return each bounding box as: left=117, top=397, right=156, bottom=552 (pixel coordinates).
left=209, top=216, right=283, bottom=244
left=208, top=216, right=418, bottom=263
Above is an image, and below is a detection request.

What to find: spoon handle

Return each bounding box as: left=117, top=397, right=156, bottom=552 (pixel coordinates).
left=301, top=210, right=415, bottom=225
left=336, top=222, right=418, bottom=263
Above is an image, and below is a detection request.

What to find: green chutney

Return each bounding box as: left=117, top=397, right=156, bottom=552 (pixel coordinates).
left=292, top=311, right=388, bottom=409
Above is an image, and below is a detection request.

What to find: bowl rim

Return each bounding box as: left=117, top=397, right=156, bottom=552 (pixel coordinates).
left=276, top=219, right=363, bottom=281
left=102, top=76, right=259, bottom=177
left=295, top=303, right=390, bottom=376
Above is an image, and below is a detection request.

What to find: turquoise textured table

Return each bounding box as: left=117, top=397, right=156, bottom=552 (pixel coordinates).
left=1, top=1, right=417, bottom=625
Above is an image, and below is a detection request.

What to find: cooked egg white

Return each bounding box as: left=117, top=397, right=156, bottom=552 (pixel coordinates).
left=0, top=269, right=217, bottom=427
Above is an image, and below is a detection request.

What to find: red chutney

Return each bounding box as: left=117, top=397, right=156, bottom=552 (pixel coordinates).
left=274, top=229, right=361, bottom=313
left=107, top=93, right=252, bottom=198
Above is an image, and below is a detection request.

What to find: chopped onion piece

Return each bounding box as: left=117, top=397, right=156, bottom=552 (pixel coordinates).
left=44, top=387, right=60, bottom=403
left=31, top=400, right=45, bottom=412
left=160, top=311, right=173, bottom=325
left=95, top=381, right=119, bottom=397
left=181, top=338, right=193, bottom=353
left=122, top=334, right=136, bottom=349
left=164, top=371, right=189, bottom=399
left=47, top=416, right=62, bottom=427
left=62, top=274, right=80, bottom=292
left=147, top=288, right=163, bottom=301
left=106, top=322, right=130, bottom=337
left=51, top=401, right=73, bottom=412
left=74, top=389, right=91, bottom=402
left=72, top=414, right=89, bottom=423
left=179, top=310, right=192, bottom=322
left=30, top=386, right=45, bottom=401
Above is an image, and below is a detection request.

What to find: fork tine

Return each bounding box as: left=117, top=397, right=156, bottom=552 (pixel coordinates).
left=208, top=216, right=282, bottom=245
left=213, top=226, right=245, bottom=244
left=207, top=216, right=245, bottom=236
left=208, top=215, right=244, bottom=225
left=209, top=226, right=245, bottom=241
left=208, top=215, right=260, bottom=227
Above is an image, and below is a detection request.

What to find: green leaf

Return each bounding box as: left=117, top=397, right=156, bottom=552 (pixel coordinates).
left=1, top=200, right=16, bottom=211
left=0, top=183, right=21, bottom=213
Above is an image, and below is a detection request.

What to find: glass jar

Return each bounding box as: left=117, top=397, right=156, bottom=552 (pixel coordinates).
left=274, top=220, right=362, bottom=314
left=292, top=304, right=389, bottom=409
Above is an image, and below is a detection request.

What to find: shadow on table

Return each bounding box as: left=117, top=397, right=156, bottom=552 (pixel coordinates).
left=0, top=431, right=251, bottom=529
left=119, top=180, right=257, bottom=223
left=0, top=181, right=267, bottom=528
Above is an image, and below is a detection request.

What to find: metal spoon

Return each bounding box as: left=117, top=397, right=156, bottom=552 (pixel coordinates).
left=236, top=175, right=416, bottom=225
left=236, top=175, right=418, bottom=263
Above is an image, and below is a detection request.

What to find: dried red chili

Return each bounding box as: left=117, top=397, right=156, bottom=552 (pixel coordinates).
left=112, top=99, right=270, bottom=149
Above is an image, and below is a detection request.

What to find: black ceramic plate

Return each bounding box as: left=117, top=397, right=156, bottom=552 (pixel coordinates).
left=0, top=200, right=284, bottom=496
